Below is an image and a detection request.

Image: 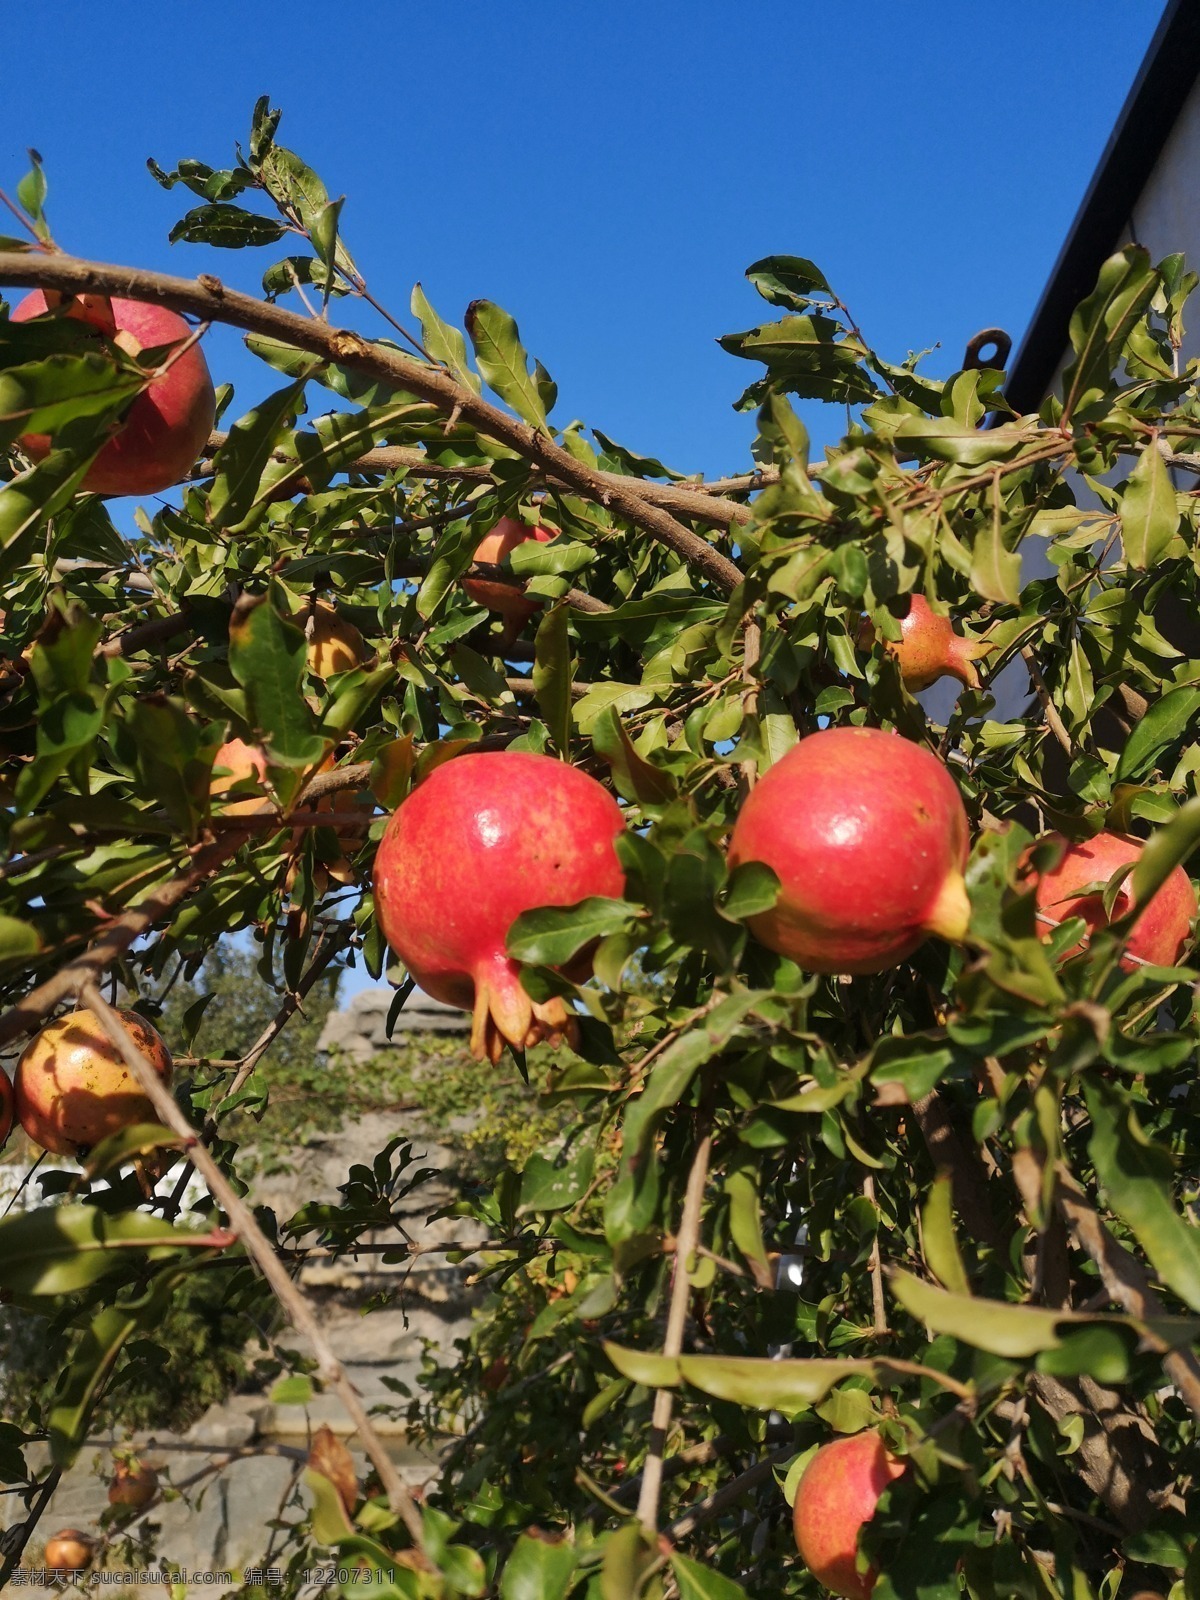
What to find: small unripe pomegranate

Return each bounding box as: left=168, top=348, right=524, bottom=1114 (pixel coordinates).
left=12, top=292, right=216, bottom=496
left=792, top=1433, right=906, bottom=1600
left=16, top=1009, right=173, bottom=1156
left=305, top=601, right=370, bottom=679
left=1023, top=831, right=1195, bottom=969
left=728, top=727, right=971, bottom=974
left=463, top=516, right=555, bottom=632
left=862, top=595, right=992, bottom=691
left=43, top=1530, right=95, bottom=1573
left=210, top=736, right=273, bottom=816
left=373, top=751, right=625, bottom=1062
left=0, top=1068, right=12, bottom=1146
left=108, top=1459, right=158, bottom=1509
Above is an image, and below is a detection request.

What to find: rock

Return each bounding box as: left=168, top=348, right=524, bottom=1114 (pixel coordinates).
left=185, top=1403, right=259, bottom=1449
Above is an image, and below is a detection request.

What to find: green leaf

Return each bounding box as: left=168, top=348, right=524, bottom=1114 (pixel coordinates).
left=1086, top=1081, right=1200, bottom=1313
left=894, top=416, right=1031, bottom=466
left=745, top=254, right=831, bottom=309
left=169, top=204, right=288, bottom=249
left=508, top=897, right=633, bottom=966
left=517, top=1142, right=595, bottom=1216
left=670, top=1552, right=748, bottom=1600
left=50, top=1303, right=141, bottom=1466
left=1130, top=796, right=1200, bottom=906
left=82, top=1124, right=185, bottom=1181
left=303, top=1466, right=354, bottom=1543
left=591, top=704, right=676, bottom=806
left=921, top=1174, right=970, bottom=1296
left=1061, top=245, right=1157, bottom=417
left=207, top=380, right=309, bottom=530
left=0, top=434, right=106, bottom=580
left=604, top=1345, right=959, bottom=1412
left=498, top=1533, right=578, bottom=1600
left=270, top=1373, right=315, bottom=1405
left=725, top=1161, right=772, bottom=1287
left=1120, top=441, right=1178, bottom=569
left=721, top=861, right=780, bottom=921
left=227, top=594, right=322, bottom=766
left=0, top=352, right=144, bottom=451
left=600, top=1524, right=655, bottom=1600
left=126, top=694, right=215, bottom=837
left=1114, top=685, right=1200, bottom=781
left=17, top=149, right=50, bottom=243
left=0, top=1205, right=217, bottom=1297
left=970, top=515, right=1021, bottom=604
left=465, top=300, right=549, bottom=429
left=412, top=284, right=481, bottom=394
left=0, top=915, right=41, bottom=963
left=533, top=603, right=573, bottom=756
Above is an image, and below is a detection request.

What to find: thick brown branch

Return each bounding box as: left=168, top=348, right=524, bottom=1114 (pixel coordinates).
left=637, top=1131, right=712, bottom=1534
left=0, top=253, right=742, bottom=595
left=78, top=984, right=426, bottom=1550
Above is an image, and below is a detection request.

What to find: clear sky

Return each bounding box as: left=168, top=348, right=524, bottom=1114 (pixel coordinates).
left=2, top=1, right=1166, bottom=475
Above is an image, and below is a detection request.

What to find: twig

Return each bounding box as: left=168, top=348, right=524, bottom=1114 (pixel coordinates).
left=1020, top=646, right=1073, bottom=757
left=664, top=1443, right=794, bottom=1544
left=77, top=984, right=426, bottom=1551
left=863, top=1173, right=888, bottom=1337
left=0, top=253, right=742, bottom=596
left=0, top=1465, right=61, bottom=1589
left=637, top=1131, right=712, bottom=1534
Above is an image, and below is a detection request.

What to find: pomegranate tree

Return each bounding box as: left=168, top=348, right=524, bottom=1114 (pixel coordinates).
left=374, top=751, right=625, bottom=1061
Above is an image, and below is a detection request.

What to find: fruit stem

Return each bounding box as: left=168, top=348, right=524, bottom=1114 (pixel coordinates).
left=922, top=869, right=972, bottom=945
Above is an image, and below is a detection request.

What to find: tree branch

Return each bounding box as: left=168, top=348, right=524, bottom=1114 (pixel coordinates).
left=0, top=252, right=742, bottom=595
left=0, top=1466, right=61, bottom=1590
left=77, top=983, right=426, bottom=1551
left=637, top=1131, right=712, bottom=1535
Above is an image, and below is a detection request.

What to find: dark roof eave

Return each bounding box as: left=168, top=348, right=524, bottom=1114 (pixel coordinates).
left=1005, top=0, right=1200, bottom=414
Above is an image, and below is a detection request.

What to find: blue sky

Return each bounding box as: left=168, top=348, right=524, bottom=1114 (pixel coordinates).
left=3, top=2, right=1164, bottom=475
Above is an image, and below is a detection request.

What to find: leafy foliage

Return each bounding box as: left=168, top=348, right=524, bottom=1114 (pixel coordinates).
left=1, top=100, right=1200, bottom=1598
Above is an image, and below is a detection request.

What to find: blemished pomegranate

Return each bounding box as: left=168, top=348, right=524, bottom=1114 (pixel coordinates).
left=373, top=751, right=625, bottom=1062
left=870, top=594, right=993, bottom=691
left=12, top=291, right=216, bottom=496
left=108, top=1459, right=159, bottom=1509
left=463, top=516, right=555, bottom=633
left=1023, top=830, right=1195, bottom=969
left=792, top=1433, right=906, bottom=1600
left=16, top=1008, right=173, bottom=1156
left=727, top=726, right=972, bottom=973
left=0, top=1068, right=12, bottom=1146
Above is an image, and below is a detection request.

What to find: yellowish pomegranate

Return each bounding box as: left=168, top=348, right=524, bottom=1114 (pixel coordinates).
left=16, top=1009, right=173, bottom=1156
left=306, top=601, right=369, bottom=679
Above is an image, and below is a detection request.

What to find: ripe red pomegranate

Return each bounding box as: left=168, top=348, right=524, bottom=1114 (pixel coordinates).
left=0, top=1068, right=12, bottom=1146
left=16, top=1008, right=173, bottom=1156
left=1023, top=831, right=1195, bottom=969
left=373, top=751, right=625, bottom=1062
left=863, top=595, right=992, bottom=691
left=792, top=1433, right=906, bottom=1600
left=463, top=516, right=555, bottom=633
left=727, top=727, right=971, bottom=973
left=12, top=291, right=216, bottom=496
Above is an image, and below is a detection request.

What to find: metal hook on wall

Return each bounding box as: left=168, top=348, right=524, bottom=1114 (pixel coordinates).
left=962, top=327, right=1013, bottom=371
